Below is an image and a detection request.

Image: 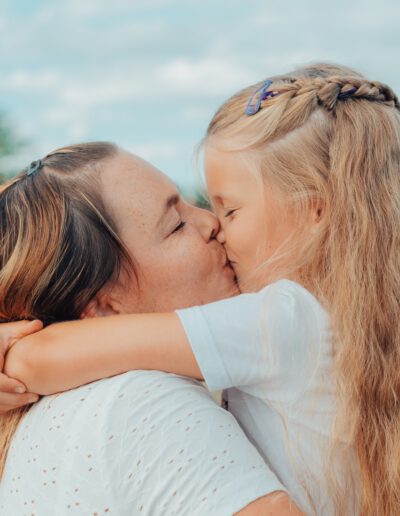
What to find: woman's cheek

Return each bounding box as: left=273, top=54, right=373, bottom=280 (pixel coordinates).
left=175, top=238, right=209, bottom=278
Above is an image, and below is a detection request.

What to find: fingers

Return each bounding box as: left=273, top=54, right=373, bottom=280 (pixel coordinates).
left=10, top=319, right=44, bottom=340
left=0, top=391, right=39, bottom=414
left=0, top=372, right=27, bottom=394
left=1, top=319, right=44, bottom=355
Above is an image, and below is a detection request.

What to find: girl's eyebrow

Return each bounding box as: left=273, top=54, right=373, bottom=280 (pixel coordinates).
left=212, top=194, right=226, bottom=205
left=212, top=194, right=239, bottom=206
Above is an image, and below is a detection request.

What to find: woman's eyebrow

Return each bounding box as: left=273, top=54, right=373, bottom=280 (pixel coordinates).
left=156, top=193, right=180, bottom=229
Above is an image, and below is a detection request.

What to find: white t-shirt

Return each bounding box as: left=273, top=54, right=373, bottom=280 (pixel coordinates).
left=0, top=370, right=285, bottom=516
left=177, top=279, right=355, bottom=515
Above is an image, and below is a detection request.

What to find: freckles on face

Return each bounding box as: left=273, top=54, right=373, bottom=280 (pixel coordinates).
left=138, top=221, right=236, bottom=310
left=100, top=151, right=238, bottom=313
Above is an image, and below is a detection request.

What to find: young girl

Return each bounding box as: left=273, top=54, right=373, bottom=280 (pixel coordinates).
left=4, top=63, right=400, bottom=515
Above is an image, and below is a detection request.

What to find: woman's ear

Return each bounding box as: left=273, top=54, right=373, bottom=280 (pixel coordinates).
left=80, top=292, right=120, bottom=319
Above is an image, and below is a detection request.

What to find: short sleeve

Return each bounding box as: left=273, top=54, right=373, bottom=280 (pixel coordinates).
left=176, top=280, right=329, bottom=399
left=106, top=372, right=286, bottom=515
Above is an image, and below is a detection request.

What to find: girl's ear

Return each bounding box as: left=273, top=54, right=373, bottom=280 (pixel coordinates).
left=311, top=198, right=324, bottom=223
left=80, top=292, right=120, bottom=319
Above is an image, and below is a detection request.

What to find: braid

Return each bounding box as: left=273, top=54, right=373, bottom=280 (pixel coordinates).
left=246, top=75, right=400, bottom=142
left=314, top=76, right=400, bottom=111
left=270, top=76, right=400, bottom=112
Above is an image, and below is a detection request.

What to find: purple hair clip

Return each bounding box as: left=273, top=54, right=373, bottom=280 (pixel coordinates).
left=338, top=86, right=357, bottom=99
left=245, top=79, right=277, bottom=116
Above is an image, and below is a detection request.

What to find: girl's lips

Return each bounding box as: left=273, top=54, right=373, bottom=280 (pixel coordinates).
left=223, top=260, right=238, bottom=287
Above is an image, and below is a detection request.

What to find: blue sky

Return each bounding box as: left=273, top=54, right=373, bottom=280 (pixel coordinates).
left=1, top=0, right=399, bottom=192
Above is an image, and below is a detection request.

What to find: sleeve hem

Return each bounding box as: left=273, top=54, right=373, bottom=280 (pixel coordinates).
left=176, top=307, right=232, bottom=391
left=196, top=469, right=287, bottom=516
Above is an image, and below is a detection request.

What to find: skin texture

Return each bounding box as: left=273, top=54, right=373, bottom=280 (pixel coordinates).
left=204, top=146, right=320, bottom=292
left=86, top=151, right=239, bottom=316
left=236, top=492, right=302, bottom=515
left=0, top=320, right=42, bottom=412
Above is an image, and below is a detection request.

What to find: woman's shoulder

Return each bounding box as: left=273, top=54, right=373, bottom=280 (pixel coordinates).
left=12, top=371, right=228, bottom=471
left=31, top=370, right=212, bottom=415
left=29, top=370, right=222, bottom=432
left=4, top=372, right=284, bottom=515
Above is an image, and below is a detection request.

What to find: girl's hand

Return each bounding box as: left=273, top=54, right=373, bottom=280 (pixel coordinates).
left=0, top=320, right=42, bottom=413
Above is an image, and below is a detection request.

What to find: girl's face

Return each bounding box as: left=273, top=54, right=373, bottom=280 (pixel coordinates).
left=204, top=146, right=306, bottom=292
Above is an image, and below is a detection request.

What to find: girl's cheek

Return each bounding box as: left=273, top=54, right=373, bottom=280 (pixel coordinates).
left=227, top=222, right=245, bottom=252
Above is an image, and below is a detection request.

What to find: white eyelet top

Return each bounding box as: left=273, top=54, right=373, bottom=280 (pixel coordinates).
left=0, top=370, right=285, bottom=515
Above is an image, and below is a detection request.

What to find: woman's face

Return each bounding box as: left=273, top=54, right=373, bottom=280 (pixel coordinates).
left=96, top=150, right=238, bottom=314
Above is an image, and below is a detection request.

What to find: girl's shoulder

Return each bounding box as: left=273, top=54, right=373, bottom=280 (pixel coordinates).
left=259, top=279, right=328, bottom=318
left=256, top=279, right=331, bottom=350
left=259, top=278, right=313, bottom=297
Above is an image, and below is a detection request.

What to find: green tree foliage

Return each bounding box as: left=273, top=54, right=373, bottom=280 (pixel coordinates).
left=180, top=187, right=211, bottom=210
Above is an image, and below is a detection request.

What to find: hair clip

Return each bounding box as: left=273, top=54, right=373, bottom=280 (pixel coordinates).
left=27, top=159, right=43, bottom=176
left=338, top=86, right=357, bottom=99
left=245, top=79, right=276, bottom=116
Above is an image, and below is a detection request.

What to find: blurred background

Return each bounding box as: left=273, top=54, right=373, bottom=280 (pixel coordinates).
left=1, top=0, right=399, bottom=196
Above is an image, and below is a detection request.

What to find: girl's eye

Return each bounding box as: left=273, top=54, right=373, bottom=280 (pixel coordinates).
left=171, top=221, right=186, bottom=234
left=224, top=209, right=237, bottom=218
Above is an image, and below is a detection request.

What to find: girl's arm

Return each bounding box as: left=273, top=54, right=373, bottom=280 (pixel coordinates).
left=4, top=313, right=202, bottom=395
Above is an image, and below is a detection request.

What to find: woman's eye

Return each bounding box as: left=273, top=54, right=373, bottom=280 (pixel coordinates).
left=171, top=221, right=186, bottom=234
left=224, top=209, right=236, bottom=218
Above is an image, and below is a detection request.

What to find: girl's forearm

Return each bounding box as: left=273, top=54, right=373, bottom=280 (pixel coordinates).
left=3, top=313, right=202, bottom=395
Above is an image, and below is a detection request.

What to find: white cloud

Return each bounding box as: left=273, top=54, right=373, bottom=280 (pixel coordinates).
left=126, top=142, right=180, bottom=162
left=43, top=107, right=75, bottom=125
left=67, top=121, right=89, bottom=141
left=49, top=55, right=259, bottom=112
left=60, top=81, right=135, bottom=106
left=157, top=57, right=257, bottom=96
left=1, top=69, right=61, bottom=92
left=63, top=0, right=177, bottom=15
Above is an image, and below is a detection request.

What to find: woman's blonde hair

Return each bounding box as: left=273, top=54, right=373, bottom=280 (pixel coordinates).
left=205, top=63, right=400, bottom=515
left=0, top=142, right=134, bottom=480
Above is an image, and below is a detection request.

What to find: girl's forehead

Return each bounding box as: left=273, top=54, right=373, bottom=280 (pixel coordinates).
left=205, top=149, right=261, bottom=201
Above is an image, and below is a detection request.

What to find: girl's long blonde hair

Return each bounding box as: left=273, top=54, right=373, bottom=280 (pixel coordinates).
left=0, top=142, right=133, bottom=481
left=205, top=63, right=400, bottom=515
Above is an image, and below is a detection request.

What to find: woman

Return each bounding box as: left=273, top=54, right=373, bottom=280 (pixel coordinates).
left=0, top=142, right=301, bottom=515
